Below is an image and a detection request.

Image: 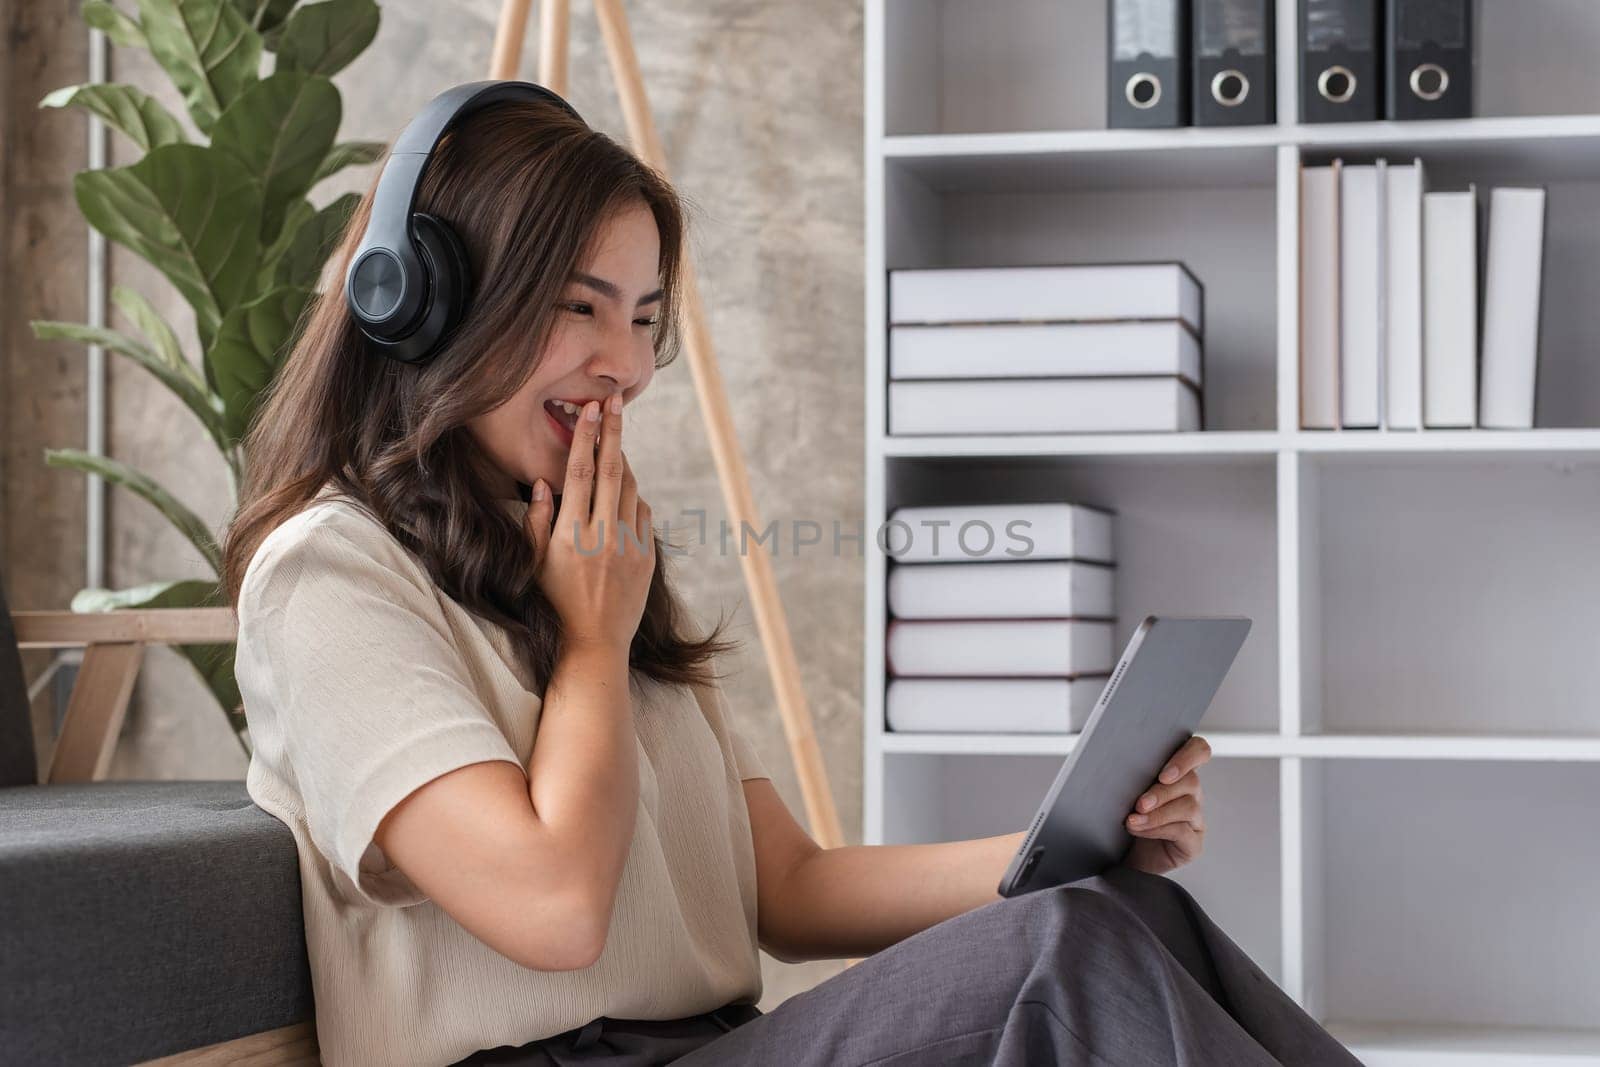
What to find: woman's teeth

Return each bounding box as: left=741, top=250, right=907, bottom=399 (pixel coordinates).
left=546, top=399, right=582, bottom=427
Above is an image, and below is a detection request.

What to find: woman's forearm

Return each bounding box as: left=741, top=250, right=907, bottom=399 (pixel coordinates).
left=765, top=830, right=1027, bottom=962
left=523, top=640, right=639, bottom=924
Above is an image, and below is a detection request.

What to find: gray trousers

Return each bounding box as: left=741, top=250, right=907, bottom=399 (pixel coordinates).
left=453, top=865, right=1363, bottom=1066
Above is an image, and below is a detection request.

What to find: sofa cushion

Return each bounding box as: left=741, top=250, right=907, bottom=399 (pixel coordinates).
left=0, top=779, right=314, bottom=1064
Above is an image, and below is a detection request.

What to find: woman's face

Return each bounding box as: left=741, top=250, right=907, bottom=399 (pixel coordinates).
left=469, top=198, right=662, bottom=496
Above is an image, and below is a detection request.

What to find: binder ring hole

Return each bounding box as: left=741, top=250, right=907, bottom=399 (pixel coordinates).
left=1317, top=64, right=1357, bottom=104
left=1410, top=62, right=1449, bottom=101
left=1211, top=69, right=1249, bottom=106
left=1125, top=72, right=1162, bottom=110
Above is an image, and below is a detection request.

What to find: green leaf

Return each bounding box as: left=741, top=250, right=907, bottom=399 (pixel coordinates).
left=137, top=0, right=262, bottom=134
left=259, top=192, right=356, bottom=290
left=274, top=0, right=377, bottom=78
left=31, top=319, right=228, bottom=450
left=73, top=143, right=263, bottom=350
left=211, top=71, right=340, bottom=244
left=82, top=1, right=147, bottom=48
left=72, top=578, right=219, bottom=612
left=38, top=83, right=187, bottom=152
left=311, top=138, right=385, bottom=183
left=232, top=0, right=296, bottom=34
left=44, top=449, right=222, bottom=572
left=208, top=285, right=314, bottom=442
left=110, top=285, right=202, bottom=386
left=72, top=579, right=244, bottom=735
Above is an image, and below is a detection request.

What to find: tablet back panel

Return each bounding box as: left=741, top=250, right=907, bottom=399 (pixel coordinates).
left=998, top=615, right=1251, bottom=897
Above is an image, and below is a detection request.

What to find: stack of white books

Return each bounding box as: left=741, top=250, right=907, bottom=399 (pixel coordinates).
left=1300, top=158, right=1547, bottom=430
left=888, top=263, right=1205, bottom=435
left=883, top=502, right=1117, bottom=734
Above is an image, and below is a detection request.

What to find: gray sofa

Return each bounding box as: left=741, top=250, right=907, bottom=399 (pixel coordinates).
left=0, top=575, right=317, bottom=1064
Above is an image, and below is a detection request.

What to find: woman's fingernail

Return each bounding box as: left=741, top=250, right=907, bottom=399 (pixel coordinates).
left=586, top=401, right=600, bottom=422
left=532, top=479, right=546, bottom=501
left=1161, top=767, right=1178, bottom=783
left=609, top=394, right=622, bottom=414
left=1129, top=814, right=1145, bottom=827
left=1140, top=794, right=1156, bottom=811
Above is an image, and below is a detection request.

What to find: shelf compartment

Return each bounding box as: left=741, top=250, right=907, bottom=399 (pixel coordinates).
left=881, top=752, right=1284, bottom=985
left=884, top=454, right=1279, bottom=732
left=1298, top=452, right=1600, bottom=738
left=1289, top=141, right=1600, bottom=431
left=884, top=160, right=1278, bottom=433
left=1309, top=760, right=1600, bottom=1036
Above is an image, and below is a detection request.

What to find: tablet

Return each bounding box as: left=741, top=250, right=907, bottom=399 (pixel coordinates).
left=997, top=615, right=1251, bottom=898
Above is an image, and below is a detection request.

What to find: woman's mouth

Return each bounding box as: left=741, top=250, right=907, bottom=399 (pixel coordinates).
left=543, top=398, right=584, bottom=448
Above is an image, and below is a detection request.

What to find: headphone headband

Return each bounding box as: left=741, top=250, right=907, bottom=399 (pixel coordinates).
left=345, top=80, right=587, bottom=364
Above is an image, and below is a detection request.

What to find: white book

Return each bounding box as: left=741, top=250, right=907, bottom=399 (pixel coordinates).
left=1340, top=162, right=1384, bottom=428
left=886, top=677, right=1107, bottom=733
left=889, top=263, right=1203, bottom=335
left=1478, top=187, right=1547, bottom=430
left=885, top=503, right=1115, bottom=564
left=1300, top=161, right=1342, bottom=430
left=888, top=377, right=1200, bottom=435
left=886, top=619, right=1117, bottom=677
left=887, top=560, right=1115, bottom=620
left=889, top=320, right=1202, bottom=384
left=1423, top=186, right=1480, bottom=427
left=1385, top=159, right=1426, bottom=430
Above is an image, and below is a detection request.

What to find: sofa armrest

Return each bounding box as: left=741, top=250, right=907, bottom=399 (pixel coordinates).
left=13, top=608, right=237, bottom=649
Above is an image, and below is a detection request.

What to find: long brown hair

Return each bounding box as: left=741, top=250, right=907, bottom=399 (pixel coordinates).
left=220, top=96, right=738, bottom=695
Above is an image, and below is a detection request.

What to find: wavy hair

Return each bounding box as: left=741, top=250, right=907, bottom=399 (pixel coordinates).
left=220, top=96, right=738, bottom=694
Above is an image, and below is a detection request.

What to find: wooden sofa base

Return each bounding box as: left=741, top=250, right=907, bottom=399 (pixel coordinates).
left=139, top=1021, right=319, bottom=1065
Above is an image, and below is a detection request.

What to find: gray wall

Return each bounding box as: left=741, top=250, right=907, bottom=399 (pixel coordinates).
left=3, top=0, right=864, bottom=1007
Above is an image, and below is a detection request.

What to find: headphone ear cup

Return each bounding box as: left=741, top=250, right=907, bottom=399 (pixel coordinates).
left=378, top=212, right=473, bottom=364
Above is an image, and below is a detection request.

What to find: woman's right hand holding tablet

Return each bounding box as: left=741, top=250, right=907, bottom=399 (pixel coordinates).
left=524, top=394, right=656, bottom=654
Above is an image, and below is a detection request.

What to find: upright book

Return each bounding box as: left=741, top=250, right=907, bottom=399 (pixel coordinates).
left=1478, top=187, right=1547, bottom=430
left=1108, top=0, right=1190, bottom=128
left=1299, top=160, right=1341, bottom=429
left=1193, top=0, right=1276, bottom=126
left=1385, top=160, right=1426, bottom=430
left=1386, top=0, right=1474, bottom=121
left=1340, top=161, right=1384, bottom=428
left=1422, top=185, right=1479, bottom=427
left=1299, top=0, right=1383, bottom=123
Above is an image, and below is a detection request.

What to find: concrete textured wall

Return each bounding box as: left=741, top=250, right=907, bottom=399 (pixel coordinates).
left=5, top=0, right=864, bottom=1008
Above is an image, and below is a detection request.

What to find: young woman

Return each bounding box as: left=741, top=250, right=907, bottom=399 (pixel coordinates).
left=222, top=90, right=1358, bottom=1067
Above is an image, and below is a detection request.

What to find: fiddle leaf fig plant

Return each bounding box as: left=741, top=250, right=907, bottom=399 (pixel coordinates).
left=30, top=0, right=384, bottom=755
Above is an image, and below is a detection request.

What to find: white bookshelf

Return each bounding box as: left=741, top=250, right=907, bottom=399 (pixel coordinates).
left=863, top=3, right=1600, bottom=1064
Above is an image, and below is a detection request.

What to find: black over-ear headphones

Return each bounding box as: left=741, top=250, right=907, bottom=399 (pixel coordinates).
left=344, top=80, right=588, bottom=365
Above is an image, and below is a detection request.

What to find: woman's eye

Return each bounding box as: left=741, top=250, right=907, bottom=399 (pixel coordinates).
left=635, top=317, right=659, bottom=327
left=563, top=302, right=592, bottom=315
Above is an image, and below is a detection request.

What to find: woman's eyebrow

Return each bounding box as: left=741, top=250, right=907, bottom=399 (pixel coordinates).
left=570, top=271, right=664, bottom=306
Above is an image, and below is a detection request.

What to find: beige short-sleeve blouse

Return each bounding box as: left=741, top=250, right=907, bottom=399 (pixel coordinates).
left=237, top=485, right=769, bottom=1066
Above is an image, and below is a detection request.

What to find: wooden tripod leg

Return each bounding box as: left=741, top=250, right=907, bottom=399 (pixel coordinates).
left=489, top=0, right=532, bottom=79
left=488, top=0, right=571, bottom=91
left=590, top=0, right=845, bottom=855
left=539, top=0, right=571, bottom=93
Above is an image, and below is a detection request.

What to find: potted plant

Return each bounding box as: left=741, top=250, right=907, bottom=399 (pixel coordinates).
left=30, top=0, right=385, bottom=756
